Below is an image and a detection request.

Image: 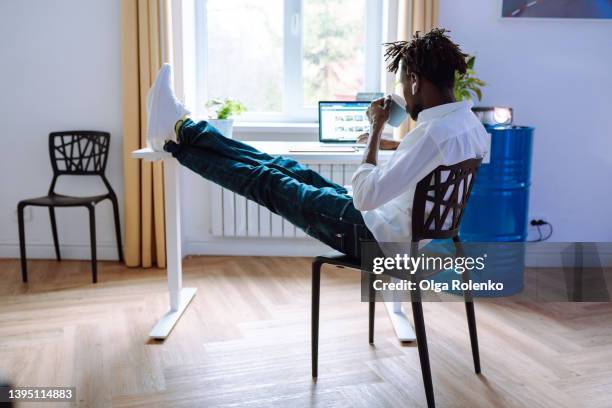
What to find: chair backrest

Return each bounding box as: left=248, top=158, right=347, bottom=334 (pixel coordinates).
left=47, top=131, right=112, bottom=194
left=411, top=157, right=482, bottom=242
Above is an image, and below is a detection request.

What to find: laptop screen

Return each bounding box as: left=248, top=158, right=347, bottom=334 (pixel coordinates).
left=319, top=101, right=371, bottom=143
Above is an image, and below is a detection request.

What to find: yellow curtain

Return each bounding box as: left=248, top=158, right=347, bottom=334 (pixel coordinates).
left=121, top=0, right=173, bottom=268
left=395, top=0, right=439, bottom=139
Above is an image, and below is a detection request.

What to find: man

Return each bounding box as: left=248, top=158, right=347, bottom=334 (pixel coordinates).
left=148, top=28, right=488, bottom=259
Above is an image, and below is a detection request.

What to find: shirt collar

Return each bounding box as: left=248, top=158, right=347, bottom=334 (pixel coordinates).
left=416, top=100, right=474, bottom=124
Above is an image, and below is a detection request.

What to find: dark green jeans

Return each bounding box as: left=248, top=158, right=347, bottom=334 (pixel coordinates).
left=164, top=119, right=373, bottom=258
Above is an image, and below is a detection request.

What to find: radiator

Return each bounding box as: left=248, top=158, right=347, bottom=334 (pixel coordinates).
left=211, top=163, right=359, bottom=238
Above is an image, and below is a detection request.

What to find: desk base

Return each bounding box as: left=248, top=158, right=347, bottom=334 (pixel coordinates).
left=149, top=287, right=197, bottom=340
left=384, top=301, right=416, bottom=342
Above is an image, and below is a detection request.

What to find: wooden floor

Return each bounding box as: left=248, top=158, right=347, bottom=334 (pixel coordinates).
left=0, top=257, right=611, bottom=408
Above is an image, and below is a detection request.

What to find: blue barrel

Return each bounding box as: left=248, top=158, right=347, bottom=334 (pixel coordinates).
left=460, top=125, right=534, bottom=242
left=458, top=125, right=534, bottom=296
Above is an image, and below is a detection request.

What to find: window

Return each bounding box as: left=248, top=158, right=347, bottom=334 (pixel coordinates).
left=193, top=0, right=383, bottom=122
left=205, top=0, right=284, bottom=113
left=302, top=1, right=366, bottom=106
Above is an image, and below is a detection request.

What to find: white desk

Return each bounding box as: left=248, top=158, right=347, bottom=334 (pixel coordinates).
left=133, top=141, right=414, bottom=342
left=132, top=148, right=196, bottom=340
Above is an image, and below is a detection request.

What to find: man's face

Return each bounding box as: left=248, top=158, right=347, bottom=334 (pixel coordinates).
left=400, top=67, right=422, bottom=121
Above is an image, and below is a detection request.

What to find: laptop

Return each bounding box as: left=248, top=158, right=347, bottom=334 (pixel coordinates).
left=319, top=101, right=371, bottom=145
left=288, top=101, right=370, bottom=153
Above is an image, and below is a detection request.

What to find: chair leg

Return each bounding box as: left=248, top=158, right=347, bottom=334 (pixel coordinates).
left=368, top=273, right=375, bottom=344
left=464, top=298, right=481, bottom=374
left=49, top=207, right=61, bottom=261
left=17, top=203, right=27, bottom=283
left=87, top=205, right=98, bottom=284
left=412, top=301, right=435, bottom=408
left=455, top=235, right=481, bottom=374
left=312, top=260, right=322, bottom=378
left=110, top=195, right=123, bottom=263
left=463, top=291, right=480, bottom=374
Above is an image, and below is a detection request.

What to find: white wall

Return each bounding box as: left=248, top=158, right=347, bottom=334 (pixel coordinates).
left=439, top=0, right=612, bottom=242
left=0, top=0, right=123, bottom=259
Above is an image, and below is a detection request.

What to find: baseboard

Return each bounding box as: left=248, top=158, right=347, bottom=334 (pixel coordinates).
left=0, top=242, right=122, bottom=261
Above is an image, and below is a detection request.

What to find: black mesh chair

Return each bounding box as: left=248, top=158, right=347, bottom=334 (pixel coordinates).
left=311, top=158, right=482, bottom=408
left=17, top=131, right=123, bottom=284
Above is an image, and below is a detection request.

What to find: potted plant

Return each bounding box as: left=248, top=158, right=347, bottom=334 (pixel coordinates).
left=454, top=55, right=486, bottom=102
left=205, top=98, right=247, bottom=139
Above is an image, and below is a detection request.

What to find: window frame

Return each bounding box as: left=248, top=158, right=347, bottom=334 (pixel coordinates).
left=191, top=0, right=386, bottom=124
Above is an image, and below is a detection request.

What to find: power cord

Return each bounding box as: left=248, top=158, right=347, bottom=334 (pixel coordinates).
left=528, top=219, right=553, bottom=242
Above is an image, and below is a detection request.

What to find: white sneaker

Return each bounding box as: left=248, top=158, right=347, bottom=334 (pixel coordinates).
left=146, top=63, right=190, bottom=151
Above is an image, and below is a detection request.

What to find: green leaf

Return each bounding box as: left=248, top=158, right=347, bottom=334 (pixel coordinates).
left=467, top=56, right=475, bottom=70
left=205, top=98, right=247, bottom=119
left=454, top=54, right=485, bottom=102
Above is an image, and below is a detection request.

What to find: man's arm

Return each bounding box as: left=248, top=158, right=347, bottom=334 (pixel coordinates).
left=352, top=96, right=445, bottom=211
left=361, top=97, right=392, bottom=166
left=352, top=136, right=443, bottom=211
left=357, top=132, right=400, bottom=152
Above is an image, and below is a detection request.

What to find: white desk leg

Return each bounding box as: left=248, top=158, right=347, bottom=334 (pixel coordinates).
left=149, top=158, right=197, bottom=340
left=384, top=278, right=416, bottom=342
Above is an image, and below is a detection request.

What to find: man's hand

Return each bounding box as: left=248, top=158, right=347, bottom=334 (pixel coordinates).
left=357, top=133, right=400, bottom=150
left=366, top=97, right=391, bottom=129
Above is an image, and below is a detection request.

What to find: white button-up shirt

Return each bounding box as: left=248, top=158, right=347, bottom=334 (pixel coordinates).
left=351, top=100, right=489, bottom=243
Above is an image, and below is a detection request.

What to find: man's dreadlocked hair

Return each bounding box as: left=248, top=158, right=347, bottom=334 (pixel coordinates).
left=384, top=28, right=468, bottom=89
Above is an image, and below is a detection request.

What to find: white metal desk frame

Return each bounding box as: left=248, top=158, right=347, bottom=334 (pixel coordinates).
left=132, top=148, right=196, bottom=339
left=133, top=142, right=415, bottom=342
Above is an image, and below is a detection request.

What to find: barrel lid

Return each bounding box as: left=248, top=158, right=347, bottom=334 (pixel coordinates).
left=485, top=125, right=535, bottom=131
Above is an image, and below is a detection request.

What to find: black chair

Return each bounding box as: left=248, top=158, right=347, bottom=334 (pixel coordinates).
left=0, top=382, right=15, bottom=407
left=17, top=131, right=123, bottom=284
left=311, top=158, right=482, bottom=408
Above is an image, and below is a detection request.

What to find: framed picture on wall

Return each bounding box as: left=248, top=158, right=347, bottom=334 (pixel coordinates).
left=501, top=0, right=612, bottom=19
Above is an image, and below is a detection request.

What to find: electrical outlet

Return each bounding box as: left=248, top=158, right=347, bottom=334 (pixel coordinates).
left=529, top=215, right=547, bottom=227
left=13, top=207, right=33, bottom=223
